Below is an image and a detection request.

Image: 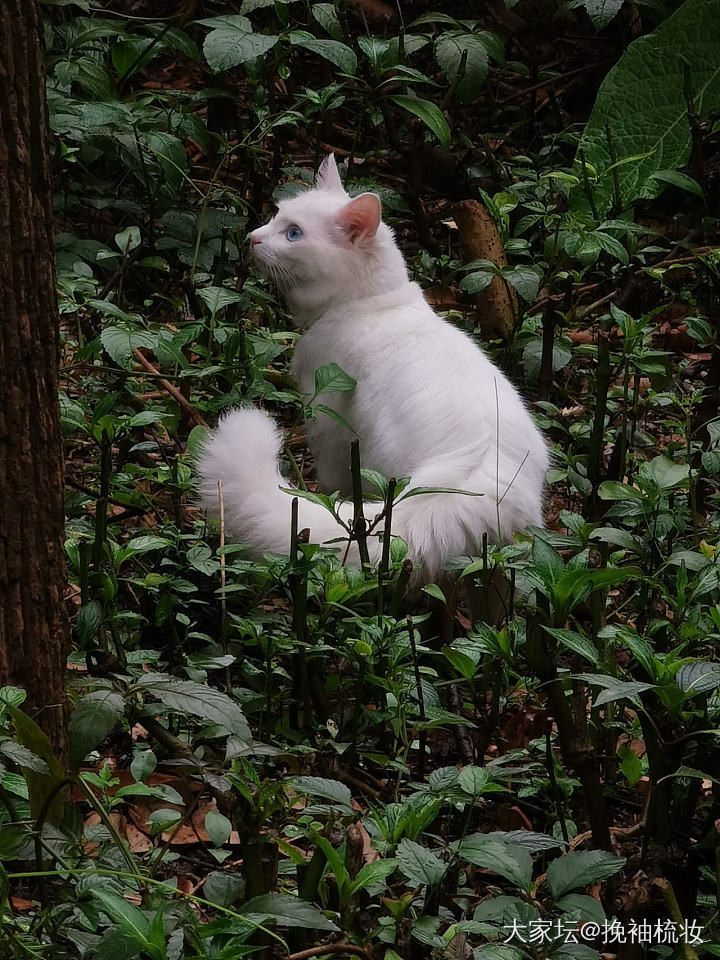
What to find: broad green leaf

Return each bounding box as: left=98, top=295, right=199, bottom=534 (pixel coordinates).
left=114, top=226, right=141, bottom=252
left=312, top=3, right=343, bottom=40
left=546, top=849, right=625, bottom=899
left=289, top=33, right=357, bottom=74
left=397, top=838, right=447, bottom=886
left=137, top=674, right=251, bottom=740
left=574, top=0, right=720, bottom=215
left=70, top=691, right=125, bottom=768
left=389, top=95, right=450, bottom=148
left=197, top=285, right=244, bottom=318
left=203, top=870, right=245, bottom=907
left=460, top=270, right=495, bottom=295
left=291, top=776, right=353, bottom=811
left=639, top=456, right=690, bottom=490
left=583, top=0, right=623, bottom=30
left=77, top=600, right=102, bottom=646
left=9, top=707, right=66, bottom=823
left=240, top=893, right=339, bottom=930
left=435, top=33, right=489, bottom=104
left=532, top=535, right=564, bottom=584
left=349, top=858, right=400, bottom=894
left=557, top=892, right=606, bottom=923
left=452, top=834, right=533, bottom=890
left=205, top=810, right=232, bottom=847
left=575, top=673, right=654, bottom=706
left=542, top=627, right=599, bottom=665
left=100, top=325, right=157, bottom=370
left=597, top=481, right=644, bottom=501
left=503, top=265, right=542, bottom=302
left=313, top=362, right=357, bottom=397
left=649, top=169, right=705, bottom=197
left=202, top=19, right=279, bottom=73
left=458, top=765, right=493, bottom=796
left=488, top=830, right=565, bottom=852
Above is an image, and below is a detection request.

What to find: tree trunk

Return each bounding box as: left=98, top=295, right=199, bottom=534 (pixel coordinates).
left=0, top=0, right=69, bottom=758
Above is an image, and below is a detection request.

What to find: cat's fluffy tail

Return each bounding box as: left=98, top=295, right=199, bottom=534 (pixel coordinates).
left=196, top=409, right=364, bottom=561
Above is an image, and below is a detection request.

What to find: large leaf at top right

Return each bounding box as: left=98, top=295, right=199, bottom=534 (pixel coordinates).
left=572, top=0, right=720, bottom=217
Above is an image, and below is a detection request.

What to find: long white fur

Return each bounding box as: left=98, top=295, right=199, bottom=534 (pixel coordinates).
left=197, top=155, right=549, bottom=580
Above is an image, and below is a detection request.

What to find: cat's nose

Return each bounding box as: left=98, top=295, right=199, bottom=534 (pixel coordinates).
left=249, top=233, right=262, bottom=246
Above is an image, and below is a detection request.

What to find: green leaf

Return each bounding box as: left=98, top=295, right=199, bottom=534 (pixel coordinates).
left=452, top=834, right=533, bottom=891
left=197, top=285, right=244, bottom=319
left=291, top=776, right=353, bottom=811
left=435, top=33, right=489, bottom=104
left=575, top=673, right=655, bottom=707
left=639, top=456, right=690, bottom=490
left=573, top=0, right=720, bottom=215
left=289, top=33, right=357, bottom=74
left=9, top=707, right=66, bottom=823
left=389, top=95, right=451, bottom=149
left=458, top=765, right=494, bottom=796
left=313, top=362, right=357, bottom=397
left=77, top=600, right=102, bottom=646
left=503, top=265, right=542, bottom=302
left=532, top=535, right=564, bottom=584
left=460, top=270, right=495, bottom=295
left=349, top=858, right=400, bottom=894
left=649, top=168, right=705, bottom=197
left=115, top=226, right=141, bottom=252
left=137, top=674, right=251, bottom=740
left=100, top=325, right=157, bottom=370
left=202, top=19, right=279, bottom=73
left=312, top=3, right=343, bottom=40
left=542, top=627, right=599, bottom=666
left=203, top=871, right=245, bottom=908
left=397, top=838, right=447, bottom=886
left=422, top=583, right=447, bottom=605
left=583, top=0, right=623, bottom=30
left=70, top=691, right=125, bottom=768
left=557, top=892, right=606, bottom=923
left=240, top=893, right=339, bottom=931
left=597, top=481, right=645, bottom=501
left=205, top=810, right=232, bottom=847
left=546, top=849, right=625, bottom=899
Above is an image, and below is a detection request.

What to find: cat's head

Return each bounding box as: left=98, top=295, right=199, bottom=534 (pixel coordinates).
left=249, top=155, right=408, bottom=322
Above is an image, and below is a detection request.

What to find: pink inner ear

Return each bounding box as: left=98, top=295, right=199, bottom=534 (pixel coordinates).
left=336, top=194, right=382, bottom=244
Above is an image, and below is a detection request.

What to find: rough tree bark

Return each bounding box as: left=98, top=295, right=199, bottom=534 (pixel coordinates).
left=0, top=0, right=70, bottom=758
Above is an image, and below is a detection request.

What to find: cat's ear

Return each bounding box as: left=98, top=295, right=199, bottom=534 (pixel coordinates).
left=315, top=153, right=344, bottom=193
left=336, top=193, right=382, bottom=245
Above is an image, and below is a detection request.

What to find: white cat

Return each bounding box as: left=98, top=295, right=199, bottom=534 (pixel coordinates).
left=197, top=155, right=548, bottom=581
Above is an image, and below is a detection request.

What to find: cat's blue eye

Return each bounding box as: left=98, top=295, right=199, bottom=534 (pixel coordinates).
left=286, top=225, right=303, bottom=242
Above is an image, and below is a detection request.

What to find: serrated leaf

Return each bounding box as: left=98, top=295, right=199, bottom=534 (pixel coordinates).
left=397, top=838, right=447, bottom=886
left=389, top=95, right=450, bottom=148
left=547, top=849, right=625, bottom=899
left=70, top=691, right=125, bottom=768
left=137, top=674, right=250, bottom=740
